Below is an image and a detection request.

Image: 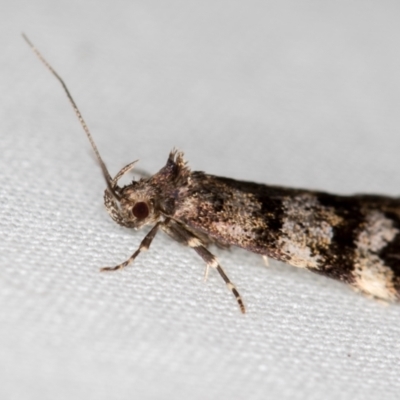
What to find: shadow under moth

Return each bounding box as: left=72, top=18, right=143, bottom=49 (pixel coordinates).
left=24, top=35, right=400, bottom=313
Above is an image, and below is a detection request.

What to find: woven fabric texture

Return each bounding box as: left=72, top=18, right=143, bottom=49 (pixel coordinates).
left=1, top=2, right=400, bottom=399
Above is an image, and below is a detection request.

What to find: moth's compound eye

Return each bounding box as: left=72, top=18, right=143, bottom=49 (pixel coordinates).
left=132, top=201, right=149, bottom=220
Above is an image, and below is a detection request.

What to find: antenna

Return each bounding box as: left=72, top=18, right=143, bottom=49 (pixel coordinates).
left=22, top=34, right=121, bottom=199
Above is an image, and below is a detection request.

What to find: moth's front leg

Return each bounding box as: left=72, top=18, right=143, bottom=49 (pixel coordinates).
left=162, top=220, right=245, bottom=313
left=100, top=220, right=164, bottom=272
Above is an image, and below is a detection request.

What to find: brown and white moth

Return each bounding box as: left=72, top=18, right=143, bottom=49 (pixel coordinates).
left=24, top=35, right=400, bottom=313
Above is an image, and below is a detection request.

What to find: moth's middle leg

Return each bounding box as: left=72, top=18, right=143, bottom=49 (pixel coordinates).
left=162, top=221, right=245, bottom=313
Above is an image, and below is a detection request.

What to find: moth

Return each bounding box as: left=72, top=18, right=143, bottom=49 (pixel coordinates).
left=24, top=35, right=400, bottom=313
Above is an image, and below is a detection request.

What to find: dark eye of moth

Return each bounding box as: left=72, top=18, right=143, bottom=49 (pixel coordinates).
left=132, top=202, right=149, bottom=220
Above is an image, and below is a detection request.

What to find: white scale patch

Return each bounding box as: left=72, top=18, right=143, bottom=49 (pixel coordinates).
left=213, top=222, right=256, bottom=241
left=354, top=211, right=399, bottom=301
left=278, top=195, right=338, bottom=269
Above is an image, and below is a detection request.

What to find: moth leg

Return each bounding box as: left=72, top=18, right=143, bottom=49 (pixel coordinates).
left=195, top=245, right=246, bottom=314
left=161, top=223, right=210, bottom=279
left=203, top=264, right=210, bottom=282
left=101, top=221, right=162, bottom=272
left=162, top=221, right=245, bottom=313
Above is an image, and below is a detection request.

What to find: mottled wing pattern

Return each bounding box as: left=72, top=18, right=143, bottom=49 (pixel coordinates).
left=175, top=173, right=400, bottom=301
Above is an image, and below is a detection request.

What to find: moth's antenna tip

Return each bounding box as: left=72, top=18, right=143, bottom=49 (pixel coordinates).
left=23, top=33, right=115, bottom=192
left=22, top=33, right=32, bottom=46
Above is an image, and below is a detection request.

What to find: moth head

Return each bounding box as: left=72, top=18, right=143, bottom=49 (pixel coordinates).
left=103, top=161, right=160, bottom=229
left=102, top=150, right=188, bottom=229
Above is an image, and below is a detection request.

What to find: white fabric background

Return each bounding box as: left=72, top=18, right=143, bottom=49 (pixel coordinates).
left=1, top=1, right=400, bottom=399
